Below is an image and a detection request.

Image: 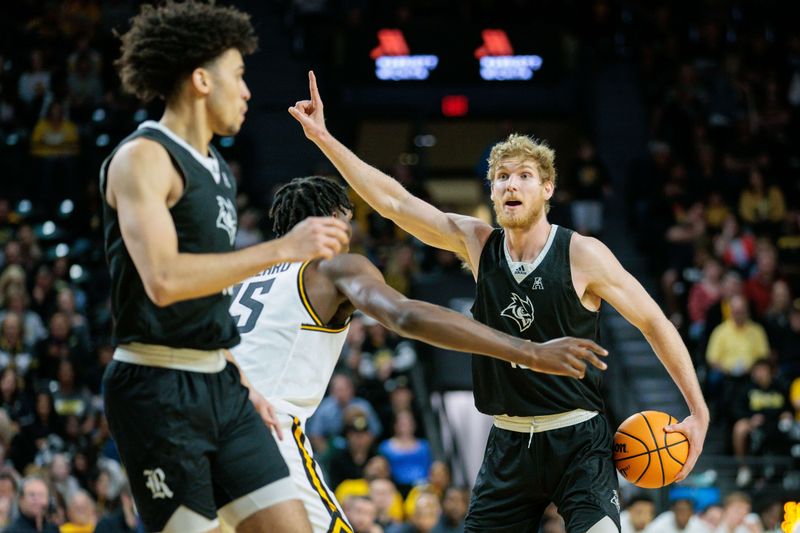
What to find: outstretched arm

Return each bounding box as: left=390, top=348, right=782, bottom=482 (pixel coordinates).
left=289, top=71, right=492, bottom=271
left=324, top=254, right=608, bottom=379
left=107, top=138, right=349, bottom=307
left=575, top=235, right=709, bottom=482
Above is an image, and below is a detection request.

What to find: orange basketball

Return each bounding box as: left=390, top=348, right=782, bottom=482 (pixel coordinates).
left=613, top=410, right=689, bottom=489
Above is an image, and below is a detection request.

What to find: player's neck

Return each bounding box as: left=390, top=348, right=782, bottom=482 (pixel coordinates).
left=160, top=103, right=213, bottom=156
left=504, top=215, right=552, bottom=263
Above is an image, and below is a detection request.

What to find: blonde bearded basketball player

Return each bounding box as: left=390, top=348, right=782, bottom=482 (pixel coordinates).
left=289, top=72, right=709, bottom=533
left=223, top=175, right=610, bottom=533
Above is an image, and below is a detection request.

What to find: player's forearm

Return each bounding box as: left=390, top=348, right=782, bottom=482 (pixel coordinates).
left=146, top=239, right=290, bottom=307
left=312, top=130, right=409, bottom=217
left=644, top=317, right=709, bottom=419
left=388, top=300, right=532, bottom=365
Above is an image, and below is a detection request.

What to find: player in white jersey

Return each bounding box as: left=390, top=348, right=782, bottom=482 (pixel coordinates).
left=228, top=176, right=610, bottom=533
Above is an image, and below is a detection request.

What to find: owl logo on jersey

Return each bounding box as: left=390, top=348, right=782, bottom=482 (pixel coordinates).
left=501, top=293, right=534, bottom=332
left=216, top=195, right=237, bottom=246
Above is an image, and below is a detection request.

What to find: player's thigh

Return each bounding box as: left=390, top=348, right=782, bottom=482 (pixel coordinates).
left=211, top=367, right=302, bottom=528
left=104, top=361, right=219, bottom=531
left=550, top=417, right=620, bottom=533
left=464, top=426, right=546, bottom=533
left=235, top=499, right=311, bottom=533
left=280, top=415, right=352, bottom=533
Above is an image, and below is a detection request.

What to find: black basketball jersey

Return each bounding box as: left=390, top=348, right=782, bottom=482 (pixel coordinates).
left=470, top=226, right=604, bottom=416
left=100, top=122, right=240, bottom=349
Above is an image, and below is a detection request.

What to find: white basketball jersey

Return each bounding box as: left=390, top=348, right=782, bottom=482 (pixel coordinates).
left=229, top=261, right=350, bottom=420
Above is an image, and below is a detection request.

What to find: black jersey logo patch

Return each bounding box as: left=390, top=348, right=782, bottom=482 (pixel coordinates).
left=501, top=293, right=534, bottom=332
left=216, top=195, right=238, bottom=246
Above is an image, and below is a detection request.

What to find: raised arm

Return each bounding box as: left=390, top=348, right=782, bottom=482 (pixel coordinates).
left=323, top=254, right=608, bottom=379
left=573, top=235, right=709, bottom=481
left=106, top=138, right=349, bottom=307
left=289, top=71, right=492, bottom=271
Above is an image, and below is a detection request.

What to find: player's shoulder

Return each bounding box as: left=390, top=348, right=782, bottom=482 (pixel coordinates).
left=317, top=253, right=377, bottom=277
left=108, top=137, right=171, bottom=180
left=569, top=232, right=616, bottom=269
left=446, top=212, right=493, bottom=238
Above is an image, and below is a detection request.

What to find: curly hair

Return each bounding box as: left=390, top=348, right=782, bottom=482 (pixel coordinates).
left=270, top=176, right=353, bottom=237
left=115, top=1, right=258, bottom=102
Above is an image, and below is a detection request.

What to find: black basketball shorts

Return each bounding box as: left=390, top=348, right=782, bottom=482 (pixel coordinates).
left=465, top=414, right=620, bottom=533
left=103, top=360, right=290, bottom=532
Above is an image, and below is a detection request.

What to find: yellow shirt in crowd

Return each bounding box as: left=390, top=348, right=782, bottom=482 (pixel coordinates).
left=706, top=319, right=769, bottom=375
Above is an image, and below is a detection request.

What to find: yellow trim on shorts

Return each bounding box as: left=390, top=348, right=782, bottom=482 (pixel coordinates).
left=291, top=418, right=354, bottom=533
left=297, top=262, right=324, bottom=326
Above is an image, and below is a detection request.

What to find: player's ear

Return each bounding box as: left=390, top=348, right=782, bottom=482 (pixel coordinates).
left=190, top=67, right=212, bottom=96
left=543, top=179, right=554, bottom=200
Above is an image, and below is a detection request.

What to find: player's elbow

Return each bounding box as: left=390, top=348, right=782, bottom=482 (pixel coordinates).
left=143, top=274, right=176, bottom=308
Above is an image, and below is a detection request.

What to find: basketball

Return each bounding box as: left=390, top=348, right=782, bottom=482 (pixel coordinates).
left=613, top=410, right=689, bottom=489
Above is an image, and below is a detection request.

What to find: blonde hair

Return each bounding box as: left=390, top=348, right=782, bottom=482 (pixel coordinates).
left=486, top=133, right=557, bottom=188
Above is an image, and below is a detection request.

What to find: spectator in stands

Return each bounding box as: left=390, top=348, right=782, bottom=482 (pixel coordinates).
left=762, top=280, right=792, bottom=357
left=699, top=504, right=723, bottom=531
left=713, top=491, right=762, bottom=533
left=644, top=498, right=709, bottom=533
left=431, top=486, right=468, bottom=533
left=688, top=257, right=723, bottom=342
left=0, top=286, right=47, bottom=347
left=54, top=289, right=90, bottom=351
left=773, top=302, right=800, bottom=380
left=0, top=367, right=33, bottom=430
left=93, top=482, right=140, bottom=533
left=34, top=312, right=88, bottom=383
left=368, top=478, right=403, bottom=530
left=404, top=461, right=450, bottom=519
left=714, top=215, right=757, bottom=272
left=569, top=139, right=611, bottom=237
left=359, top=317, right=417, bottom=383
left=386, top=490, right=439, bottom=533
left=343, top=495, right=382, bottom=533
left=16, top=50, right=50, bottom=108
left=620, top=495, right=655, bottom=533
left=4, top=475, right=58, bottom=532
left=59, top=490, right=96, bottom=533
left=738, top=167, right=785, bottom=236
left=307, top=372, right=382, bottom=454
left=706, top=295, right=770, bottom=413
left=325, top=408, right=377, bottom=491
left=29, top=102, right=80, bottom=212
left=731, top=360, right=793, bottom=487
left=744, top=244, right=778, bottom=318
left=29, top=266, right=56, bottom=320
left=66, top=52, right=103, bottom=122
left=757, top=500, right=783, bottom=533
left=379, top=410, right=432, bottom=497
left=14, top=227, right=42, bottom=275
left=0, top=313, right=33, bottom=378
left=333, top=455, right=395, bottom=512
left=9, top=392, right=57, bottom=469
left=48, top=453, right=80, bottom=505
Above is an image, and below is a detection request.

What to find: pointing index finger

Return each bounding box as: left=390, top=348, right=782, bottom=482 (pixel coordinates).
left=309, top=70, right=322, bottom=106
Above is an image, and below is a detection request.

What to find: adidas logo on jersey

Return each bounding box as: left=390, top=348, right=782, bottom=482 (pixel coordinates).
left=514, top=265, right=526, bottom=275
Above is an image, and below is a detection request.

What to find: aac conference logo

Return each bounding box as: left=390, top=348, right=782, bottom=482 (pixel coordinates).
left=474, top=29, right=543, bottom=81
left=370, top=29, right=438, bottom=81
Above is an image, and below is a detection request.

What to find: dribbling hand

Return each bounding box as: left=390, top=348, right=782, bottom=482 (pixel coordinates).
left=529, top=337, right=608, bottom=378
left=282, top=216, right=349, bottom=261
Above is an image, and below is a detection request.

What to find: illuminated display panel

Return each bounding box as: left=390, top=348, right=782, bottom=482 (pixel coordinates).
left=345, top=23, right=562, bottom=84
